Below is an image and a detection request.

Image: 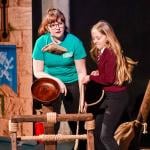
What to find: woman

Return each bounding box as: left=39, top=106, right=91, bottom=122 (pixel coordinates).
left=32, top=8, right=87, bottom=136
left=83, top=20, right=137, bottom=150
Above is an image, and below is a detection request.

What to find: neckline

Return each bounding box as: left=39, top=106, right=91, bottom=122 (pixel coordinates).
left=97, top=47, right=105, bottom=62
left=50, top=35, right=62, bottom=45
left=100, top=47, right=105, bottom=54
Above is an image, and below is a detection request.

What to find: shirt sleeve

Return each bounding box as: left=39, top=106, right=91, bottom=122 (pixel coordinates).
left=90, top=50, right=116, bottom=85
left=73, top=38, right=87, bottom=60
left=32, top=38, right=45, bottom=60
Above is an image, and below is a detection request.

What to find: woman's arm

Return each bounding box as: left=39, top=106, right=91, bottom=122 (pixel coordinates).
left=75, top=58, right=87, bottom=112
left=75, top=58, right=87, bottom=86
left=33, top=59, right=67, bottom=95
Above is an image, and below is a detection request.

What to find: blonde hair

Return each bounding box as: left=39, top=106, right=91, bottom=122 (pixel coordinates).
left=38, top=8, right=66, bottom=35
left=90, top=20, right=137, bottom=85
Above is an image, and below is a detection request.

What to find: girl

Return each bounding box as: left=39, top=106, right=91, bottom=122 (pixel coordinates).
left=83, top=20, right=137, bottom=150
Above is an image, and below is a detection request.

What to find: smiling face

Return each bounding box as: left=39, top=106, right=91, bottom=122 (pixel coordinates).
left=91, top=29, right=107, bottom=50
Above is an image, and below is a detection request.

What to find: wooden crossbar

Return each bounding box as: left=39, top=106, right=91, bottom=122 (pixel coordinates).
left=18, top=134, right=87, bottom=141
left=10, top=113, right=94, bottom=123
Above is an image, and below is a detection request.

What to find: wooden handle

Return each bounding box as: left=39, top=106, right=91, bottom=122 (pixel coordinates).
left=137, top=80, right=150, bottom=122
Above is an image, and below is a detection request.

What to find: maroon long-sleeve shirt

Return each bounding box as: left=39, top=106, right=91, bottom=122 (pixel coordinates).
left=90, top=48, right=127, bottom=92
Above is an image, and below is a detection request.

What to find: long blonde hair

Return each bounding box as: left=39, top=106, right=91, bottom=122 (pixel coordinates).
left=90, top=20, right=137, bottom=85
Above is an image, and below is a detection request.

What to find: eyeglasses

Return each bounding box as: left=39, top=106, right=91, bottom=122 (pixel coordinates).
left=49, top=22, right=64, bottom=30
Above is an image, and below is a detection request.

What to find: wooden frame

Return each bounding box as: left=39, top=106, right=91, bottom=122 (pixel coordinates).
left=9, top=112, right=95, bottom=150
left=0, top=94, right=4, bottom=117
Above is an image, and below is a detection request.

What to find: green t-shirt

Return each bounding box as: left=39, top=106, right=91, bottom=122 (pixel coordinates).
left=32, top=33, right=87, bottom=83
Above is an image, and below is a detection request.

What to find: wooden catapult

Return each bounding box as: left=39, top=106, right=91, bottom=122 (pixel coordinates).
left=9, top=107, right=95, bottom=150
left=9, top=78, right=95, bottom=150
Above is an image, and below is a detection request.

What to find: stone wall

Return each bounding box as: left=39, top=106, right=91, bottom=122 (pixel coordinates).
left=0, top=0, right=33, bottom=136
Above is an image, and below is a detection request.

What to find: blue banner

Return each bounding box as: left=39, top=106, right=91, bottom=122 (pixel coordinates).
left=0, top=45, right=17, bottom=93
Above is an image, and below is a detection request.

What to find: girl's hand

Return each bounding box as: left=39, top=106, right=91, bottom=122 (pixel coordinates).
left=82, top=75, right=90, bottom=84
left=91, top=70, right=99, bottom=76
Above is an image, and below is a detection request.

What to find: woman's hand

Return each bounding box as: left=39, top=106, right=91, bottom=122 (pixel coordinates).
left=56, top=79, right=67, bottom=96
left=80, top=101, right=87, bottom=113
left=91, top=70, right=99, bottom=76
left=33, top=59, right=67, bottom=95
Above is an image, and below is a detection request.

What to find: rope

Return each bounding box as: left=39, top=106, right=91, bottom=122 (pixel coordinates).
left=74, top=84, right=84, bottom=150
left=9, top=120, right=18, bottom=132
left=87, top=90, right=105, bottom=107
left=134, top=120, right=141, bottom=124
left=134, top=120, right=148, bottom=134
left=19, top=134, right=87, bottom=141
left=85, top=120, right=95, bottom=130
left=142, top=122, right=148, bottom=134
left=46, top=112, right=57, bottom=123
